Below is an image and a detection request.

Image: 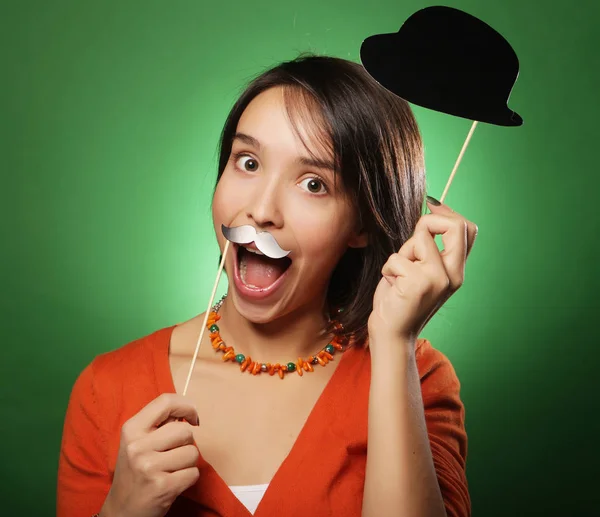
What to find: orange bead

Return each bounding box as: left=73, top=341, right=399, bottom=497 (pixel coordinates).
left=248, top=361, right=255, bottom=373
left=332, top=334, right=348, bottom=345
left=323, top=351, right=334, bottom=360
left=304, top=362, right=314, bottom=372
left=308, top=356, right=314, bottom=363
left=297, top=357, right=304, bottom=368
left=241, top=358, right=250, bottom=372
left=332, top=342, right=343, bottom=351
left=316, top=356, right=326, bottom=366
left=212, top=340, right=222, bottom=350
left=252, top=362, right=261, bottom=375
left=268, top=365, right=276, bottom=376
left=278, top=368, right=284, bottom=379
left=218, top=343, right=227, bottom=351
left=223, top=346, right=233, bottom=353
left=222, top=350, right=235, bottom=361
left=296, top=364, right=303, bottom=376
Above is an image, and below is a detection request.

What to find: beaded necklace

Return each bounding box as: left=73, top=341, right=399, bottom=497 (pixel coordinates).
left=207, top=294, right=349, bottom=379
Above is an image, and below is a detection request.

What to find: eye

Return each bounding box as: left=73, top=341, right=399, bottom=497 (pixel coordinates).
left=299, top=177, right=328, bottom=195
left=233, top=153, right=259, bottom=172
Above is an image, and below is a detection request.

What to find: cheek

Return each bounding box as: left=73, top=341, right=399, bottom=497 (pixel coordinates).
left=211, top=183, right=225, bottom=225
left=294, top=214, right=348, bottom=262
left=212, top=172, right=243, bottom=222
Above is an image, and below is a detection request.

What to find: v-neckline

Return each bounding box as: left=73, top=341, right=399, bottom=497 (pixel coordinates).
left=153, top=324, right=359, bottom=516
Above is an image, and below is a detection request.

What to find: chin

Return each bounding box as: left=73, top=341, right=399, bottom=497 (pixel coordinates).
left=227, top=290, right=290, bottom=325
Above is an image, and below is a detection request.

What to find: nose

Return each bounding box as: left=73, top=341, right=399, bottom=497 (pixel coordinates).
left=245, top=175, right=284, bottom=230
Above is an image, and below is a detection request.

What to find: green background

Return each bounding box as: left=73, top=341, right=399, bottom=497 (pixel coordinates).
left=2, top=0, right=599, bottom=515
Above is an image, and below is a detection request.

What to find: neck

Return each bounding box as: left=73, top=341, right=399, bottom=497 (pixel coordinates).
left=215, top=291, right=336, bottom=362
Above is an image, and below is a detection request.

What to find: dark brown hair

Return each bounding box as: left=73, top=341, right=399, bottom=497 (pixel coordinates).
left=213, top=54, right=426, bottom=346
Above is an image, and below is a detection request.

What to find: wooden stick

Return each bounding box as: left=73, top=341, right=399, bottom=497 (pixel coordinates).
left=182, top=240, right=230, bottom=397
left=439, top=120, right=478, bottom=203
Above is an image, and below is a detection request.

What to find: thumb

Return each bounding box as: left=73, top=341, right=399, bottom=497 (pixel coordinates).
left=425, top=195, right=454, bottom=215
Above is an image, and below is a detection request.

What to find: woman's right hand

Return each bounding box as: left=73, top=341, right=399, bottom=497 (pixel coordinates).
left=100, top=393, right=201, bottom=517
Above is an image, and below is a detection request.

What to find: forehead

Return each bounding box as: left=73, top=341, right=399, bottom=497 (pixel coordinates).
left=237, top=86, right=333, bottom=162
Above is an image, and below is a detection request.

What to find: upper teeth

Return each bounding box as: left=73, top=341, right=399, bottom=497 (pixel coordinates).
left=243, top=246, right=264, bottom=256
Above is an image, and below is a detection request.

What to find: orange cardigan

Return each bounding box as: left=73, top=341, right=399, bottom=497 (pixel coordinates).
left=57, top=325, right=470, bottom=517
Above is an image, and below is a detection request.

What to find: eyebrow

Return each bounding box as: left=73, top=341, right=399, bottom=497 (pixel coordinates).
left=233, top=132, right=336, bottom=172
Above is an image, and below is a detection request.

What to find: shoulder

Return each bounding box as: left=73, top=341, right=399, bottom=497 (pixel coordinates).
left=95, top=325, right=172, bottom=376
left=414, top=338, right=462, bottom=399
left=71, top=325, right=175, bottom=416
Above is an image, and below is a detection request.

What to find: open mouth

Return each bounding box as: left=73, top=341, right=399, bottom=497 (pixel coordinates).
left=235, top=243, right=292, bottom=291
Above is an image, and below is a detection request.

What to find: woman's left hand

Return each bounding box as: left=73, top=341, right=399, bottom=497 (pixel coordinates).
left=367, top=197, right=479, bottom=348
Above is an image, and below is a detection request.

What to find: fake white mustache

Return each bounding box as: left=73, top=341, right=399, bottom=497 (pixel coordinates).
left=221, top=224, right=291, bottom=259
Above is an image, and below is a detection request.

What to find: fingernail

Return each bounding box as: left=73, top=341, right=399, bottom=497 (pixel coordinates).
left=426, top=195, right=441, bottom=206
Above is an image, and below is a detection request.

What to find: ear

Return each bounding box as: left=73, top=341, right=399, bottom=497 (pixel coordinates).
left=347, top=227, right=369, bottom=249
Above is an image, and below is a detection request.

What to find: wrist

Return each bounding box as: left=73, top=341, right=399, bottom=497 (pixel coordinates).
left=368, top=332, right=416, bottom=363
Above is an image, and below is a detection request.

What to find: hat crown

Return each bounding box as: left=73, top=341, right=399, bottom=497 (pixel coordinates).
left=361, top=6, right=523, bottom=126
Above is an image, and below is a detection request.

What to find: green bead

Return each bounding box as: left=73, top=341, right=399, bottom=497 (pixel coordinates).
left=287, top=362, right=296, bottom=372
left=209, top=324, right=219, bottom=333
left=235, top=354, right=245, bottom=363
left=325, top=344, right=335, bottom=354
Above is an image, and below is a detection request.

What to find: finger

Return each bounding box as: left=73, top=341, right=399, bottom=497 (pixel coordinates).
left=400, top=222, right=446, bottom=268
left=381, top=252, right=414, bottom=278
left=425, top=195, right=455, bottom=215
left=465, top=221, right=478, bottom=257
left=403, top=213, right=467, bottom=290
left=146, top=421, right=197, bottom=452
left=157, top=444, right=200, bottom=473
left=167, top=466, right=201, bottom=493
left=410, top=225, right=451, bottom=292
left=383, top=249, right=449, bottom=300
left=131, top=393, right=200, bottom=434
left=426, top=196, right=478, bottom=257
left=381, top=252, right=421, bottom=289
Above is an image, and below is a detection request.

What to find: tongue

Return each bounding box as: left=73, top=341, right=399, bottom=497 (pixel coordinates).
left=241, top=250, right=289, bottom=289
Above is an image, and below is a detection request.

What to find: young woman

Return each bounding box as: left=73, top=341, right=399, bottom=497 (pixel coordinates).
left=57, top=54, right=477, bottom=517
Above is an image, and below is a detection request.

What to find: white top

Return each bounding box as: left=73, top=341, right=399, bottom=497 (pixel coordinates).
left=228, top=483, right=269, bottom=514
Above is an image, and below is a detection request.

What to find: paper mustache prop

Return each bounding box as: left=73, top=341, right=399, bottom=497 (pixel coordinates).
left=182, top=5, right=523, bottom=395
left=221, top=224, right=291, bottom=259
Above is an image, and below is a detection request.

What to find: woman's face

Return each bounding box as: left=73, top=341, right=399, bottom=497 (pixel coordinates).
left=212, top=86, right=367, bottom=322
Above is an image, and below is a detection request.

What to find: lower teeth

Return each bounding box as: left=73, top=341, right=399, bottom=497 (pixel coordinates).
left=239, top=256, right=259, bottom=288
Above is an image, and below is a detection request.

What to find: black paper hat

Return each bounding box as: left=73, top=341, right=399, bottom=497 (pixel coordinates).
left=360, top=5, right=523, bottom=126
